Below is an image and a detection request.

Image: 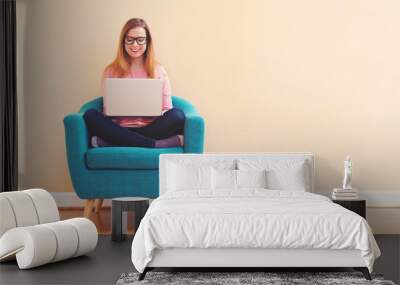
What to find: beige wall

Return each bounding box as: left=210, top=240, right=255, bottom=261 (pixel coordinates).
left=17, top=0, right=400, bottom=194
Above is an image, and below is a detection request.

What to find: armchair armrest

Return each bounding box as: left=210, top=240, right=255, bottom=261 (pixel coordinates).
left=172, top=96, right=198, bottom=116
left=172, top=96, right=205, bottom=153
left=63, top=112, right=90, bottom=174
left=183, top=114, right=205, bottom=153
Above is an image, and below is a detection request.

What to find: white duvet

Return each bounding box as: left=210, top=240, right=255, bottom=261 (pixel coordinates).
left=131, top=190, right=380, bottom=273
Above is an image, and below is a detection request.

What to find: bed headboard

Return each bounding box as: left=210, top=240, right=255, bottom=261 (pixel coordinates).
left=159, top=153, right=314, bottom=195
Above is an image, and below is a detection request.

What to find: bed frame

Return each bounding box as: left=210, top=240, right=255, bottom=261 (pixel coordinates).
left=140, top=248, right=370, bottom=280
left=138, top=153, right=372, bottom=281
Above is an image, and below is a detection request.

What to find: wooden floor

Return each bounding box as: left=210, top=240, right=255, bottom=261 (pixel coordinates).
left=59, top=207, right=135, bottom=235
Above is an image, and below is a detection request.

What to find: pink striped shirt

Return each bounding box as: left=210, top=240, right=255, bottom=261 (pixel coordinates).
left=103, top=65, right=172, bottom=128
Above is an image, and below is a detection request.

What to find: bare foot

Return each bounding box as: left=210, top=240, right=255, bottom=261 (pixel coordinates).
left=178, top=135, right=184, bottom=146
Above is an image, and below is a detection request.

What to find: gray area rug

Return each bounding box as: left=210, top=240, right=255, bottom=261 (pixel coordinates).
left=116, top=272, right=396, bottom=285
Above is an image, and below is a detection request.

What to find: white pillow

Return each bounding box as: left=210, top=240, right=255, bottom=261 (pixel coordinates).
left=237, top=169, right=267, bottom=189
left=211, top=169, right=268, bottom=190
left=266, top=166, right=307, bottom=191
left=237, top=159, right=309, bottom=191
left=211, top=168, right=236, bottom=190
left=167, top=163, right=211, bottom=191
left=166, top=160, right=236, bottom=192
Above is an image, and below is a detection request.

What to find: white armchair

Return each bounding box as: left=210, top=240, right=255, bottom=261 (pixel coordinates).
left=0, top=189, right=98, bottom=269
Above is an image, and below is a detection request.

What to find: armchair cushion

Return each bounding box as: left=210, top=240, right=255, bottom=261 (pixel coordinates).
left=86, top=146, right=184, bottom=170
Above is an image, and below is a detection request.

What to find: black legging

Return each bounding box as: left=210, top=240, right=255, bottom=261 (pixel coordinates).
left=83, top=108, right=185, bottom=147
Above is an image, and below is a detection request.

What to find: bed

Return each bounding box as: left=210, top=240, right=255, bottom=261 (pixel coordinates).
left=131, top=153, right=380, bottom=280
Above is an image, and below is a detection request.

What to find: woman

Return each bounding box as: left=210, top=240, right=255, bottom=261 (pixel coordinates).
left=84, top=18, right=185, bottom=148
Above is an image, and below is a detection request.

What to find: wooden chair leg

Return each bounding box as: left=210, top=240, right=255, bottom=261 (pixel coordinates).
left=94, top=199, right=104, bottom=213
left=83, top=199, right=95, bottom=218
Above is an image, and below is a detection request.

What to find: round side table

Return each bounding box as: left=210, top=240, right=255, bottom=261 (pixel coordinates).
left=111, top=197, right=150, bottom=242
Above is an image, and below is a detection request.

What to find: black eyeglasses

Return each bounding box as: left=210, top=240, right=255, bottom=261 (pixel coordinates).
left=125, top=36, right=147, bottom=45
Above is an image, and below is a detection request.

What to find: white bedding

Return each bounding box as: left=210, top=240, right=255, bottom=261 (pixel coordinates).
left=131, top=190, right=380, bottom=273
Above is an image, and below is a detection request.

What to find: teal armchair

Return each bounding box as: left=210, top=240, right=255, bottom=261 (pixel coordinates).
left=63, top=96, right=204, bottom=214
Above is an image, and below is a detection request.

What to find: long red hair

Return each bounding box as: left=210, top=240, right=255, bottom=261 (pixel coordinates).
left=105, top=18, right=156, bottom=78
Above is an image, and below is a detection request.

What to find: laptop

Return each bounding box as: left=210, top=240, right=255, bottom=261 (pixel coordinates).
left=104, top=78, right=163, bottom=116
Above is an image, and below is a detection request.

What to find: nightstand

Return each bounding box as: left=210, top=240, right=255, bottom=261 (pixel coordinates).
left=332, top=199, right=366, bottom=218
